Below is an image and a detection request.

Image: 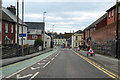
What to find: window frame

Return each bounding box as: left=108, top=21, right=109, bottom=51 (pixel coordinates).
left=5, top=23, right=8, bottom=33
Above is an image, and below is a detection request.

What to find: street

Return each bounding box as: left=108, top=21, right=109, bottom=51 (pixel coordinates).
left=2, top=48, right=117, bottom=80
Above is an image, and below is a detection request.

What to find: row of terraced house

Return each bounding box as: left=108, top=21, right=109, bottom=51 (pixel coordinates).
left=0, top=5, right=51, bottom=49
left=83, top=2, right=120, bottom=57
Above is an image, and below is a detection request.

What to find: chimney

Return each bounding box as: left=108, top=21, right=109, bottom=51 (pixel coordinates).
left=7, top=5, right=16, bottom=15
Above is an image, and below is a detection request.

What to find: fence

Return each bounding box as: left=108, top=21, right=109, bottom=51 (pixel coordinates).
left=2, top=46, right=40, bottom=59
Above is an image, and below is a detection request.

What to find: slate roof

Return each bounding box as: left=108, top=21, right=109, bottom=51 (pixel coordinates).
left=1, top=10, right=15, bottom=22
left=2, top=7, right=27, bottom=26
left=75, top=30, right=83, bottom=34
left=106, top=2, right=120, bottom=12
left=84, top=13, right=107, bottom=31
left=25, top=22, right=44, bottom=30
left=54, top=34, right=65, bottom=39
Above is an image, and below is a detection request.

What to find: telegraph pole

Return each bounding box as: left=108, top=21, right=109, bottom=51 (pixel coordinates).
left=115, top=0, right=119, bottom=58
left=21, top=0, right=24, bottom=56
left=17, top=0, right=19, bottom=55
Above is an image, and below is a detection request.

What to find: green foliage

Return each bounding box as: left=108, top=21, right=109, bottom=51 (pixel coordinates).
left=34, top=38, right=43, bottom=47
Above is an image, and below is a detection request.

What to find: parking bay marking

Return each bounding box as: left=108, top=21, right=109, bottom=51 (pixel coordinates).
left=43, top=61, right=51, bottom=68
left=16, top=74, right=33, bottom=79
left=31, top=67, right=40, bottom=70
left=29, top=72, right=39, bottom=80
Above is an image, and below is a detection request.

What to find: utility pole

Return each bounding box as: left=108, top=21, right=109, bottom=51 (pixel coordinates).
left=17, top=0, right=19, bottom=55
left=21, top=0, right=24, bottom=56
left=52, top=25, right=54, bottom=48
left=43, top=12, right=47, bottom=49
left=115, top=0, right=119, bottom=58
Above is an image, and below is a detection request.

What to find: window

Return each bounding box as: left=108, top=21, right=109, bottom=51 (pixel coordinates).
left=112, top=10, right=113, bottom=17
left=76, top=43, right=77, bottom=47
left=11, top=40, right=13, bottom=44
left=76, top=36, right=78, bottom=40
left=0, top=22, right=1, bottom=33
left=32, top=35, right=38, bottom=39
left=5, top=23, right=8, bottom=33
left=109, top=12, right=110, bottom=18
left=11, top=24, right=14, bottom=33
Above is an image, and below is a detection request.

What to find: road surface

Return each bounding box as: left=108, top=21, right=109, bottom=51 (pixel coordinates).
left=2, top=48, right=117, bottom=80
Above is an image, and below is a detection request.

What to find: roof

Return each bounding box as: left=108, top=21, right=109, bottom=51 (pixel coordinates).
left=64, top=33, right=72, bottom=39
left=106, top=2, right=120, bottom=12
left=84, top=13, right=107, bottom=31
left=25, top=22, right=44, bottom=30
left=2, top=7, right=27, bottom=26
left=75, top=30, right=83, bottom=34
left=0, top=10, right=15, bottom=22
left=54, top=34, right=65, bottom=39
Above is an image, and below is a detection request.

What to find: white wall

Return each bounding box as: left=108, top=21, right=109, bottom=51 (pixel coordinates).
left=15, top=24, right=28, bottom=45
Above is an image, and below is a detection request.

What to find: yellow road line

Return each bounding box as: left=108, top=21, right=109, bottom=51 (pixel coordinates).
left=72, top=50, right=119, bottom=80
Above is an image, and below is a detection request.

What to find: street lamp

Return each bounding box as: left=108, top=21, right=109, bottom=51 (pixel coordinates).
left=43, top=12, right=47, bottom=49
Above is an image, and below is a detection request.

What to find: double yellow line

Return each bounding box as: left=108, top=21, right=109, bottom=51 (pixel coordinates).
left=72, top=50, right=120, bottom=80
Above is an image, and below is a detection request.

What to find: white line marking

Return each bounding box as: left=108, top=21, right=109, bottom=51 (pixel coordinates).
left=38, top=63, right=45, bottom=65
left=51, top=57, right=55, bottom=61
left=29, top=72, right=39, bottom=80
left=43, top=61, right=50, bottom=68
left=43, top=60, right=46, bottom=62
left=6, top=50, right=58, bottom=78
left=31, top=67, right=40, bottom=70
left=16, top=74, right=33, bottom=79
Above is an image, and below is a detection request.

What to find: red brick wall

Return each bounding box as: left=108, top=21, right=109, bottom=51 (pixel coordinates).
left=107, top=8, right=120, bottom=25
left=2, top=21, right=16, bottom=45
left=92, top=23, right=116, bottom=43
left=27, top=34, right=41, bottom=40
left=96, top=17, right=107, bottom=30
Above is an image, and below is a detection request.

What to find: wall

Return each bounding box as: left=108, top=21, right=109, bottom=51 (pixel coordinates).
left=15, top=25, right=27, bottom=45
left=96, top=17, right=107, bottom=30
left=91, top=22, right=120, bottom=57
left=2, top=21, right=16, bottom=45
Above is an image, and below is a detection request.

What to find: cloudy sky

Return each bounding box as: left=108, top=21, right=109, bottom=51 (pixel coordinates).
left=3, top=0, right=116, bottom=33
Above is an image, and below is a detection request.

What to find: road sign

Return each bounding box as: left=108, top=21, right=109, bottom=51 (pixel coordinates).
left=19, top=34, right=26, bottom=37
left=87, top=48, right=94, bottom=54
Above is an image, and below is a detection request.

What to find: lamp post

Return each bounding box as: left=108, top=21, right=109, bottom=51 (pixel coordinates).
left=43, top=12, right=47, bottom=49
left=115, top=0, right=119, bottom=58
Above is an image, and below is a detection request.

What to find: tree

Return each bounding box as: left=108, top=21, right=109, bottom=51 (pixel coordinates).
left=34, top=38, right=43, bottom=47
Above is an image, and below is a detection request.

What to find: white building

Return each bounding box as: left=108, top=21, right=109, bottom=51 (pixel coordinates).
left=45, top=34, right=51, bottom=48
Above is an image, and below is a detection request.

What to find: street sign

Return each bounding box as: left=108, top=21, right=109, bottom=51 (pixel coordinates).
left=19, top=34, right=26, bottom=37
left=87, top=48, right=94, bottom=54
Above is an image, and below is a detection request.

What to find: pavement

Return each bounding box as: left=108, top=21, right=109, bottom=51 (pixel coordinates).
left=73, top=49, right=119, bottom=76
left=0, top=48, right=53, bottom=67
left=3, top=48, right=116, bottom=79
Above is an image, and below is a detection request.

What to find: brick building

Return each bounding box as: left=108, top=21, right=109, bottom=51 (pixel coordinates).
left=25, top=22, right=44, bottom=45
left=2, top=6, right=28, bottom=45
left=83, top=13, right=107, bottom=48
left=91, top=2, right=120, bottom=57
left=0, top=7, right=16, bottom=45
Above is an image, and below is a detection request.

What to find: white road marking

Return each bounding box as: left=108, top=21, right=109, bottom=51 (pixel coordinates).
left=51, top=57, right=55, bottom=61
left=29, top=72, right=39, bottom=80
left=6, top=50, right=58, bottom=78
left=43, top=60, right=46, bottom=62
left=38, top=63, right=45, bottom=65
left=43, top=61, right=50, bottom=68
left=31, top=67, right=40, bottom=70
left=16, top=74, right=33, bottom=79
